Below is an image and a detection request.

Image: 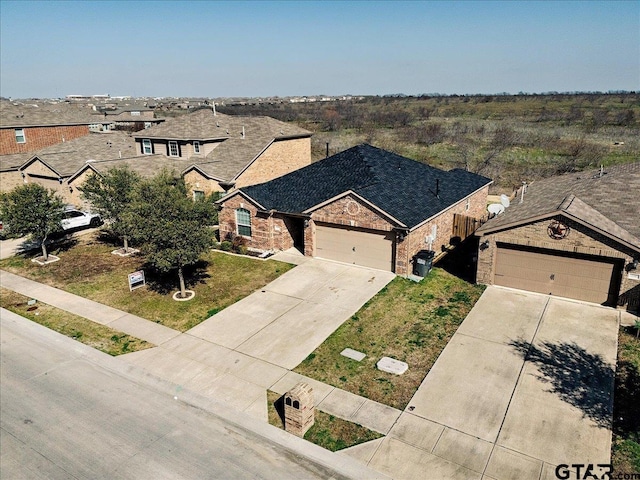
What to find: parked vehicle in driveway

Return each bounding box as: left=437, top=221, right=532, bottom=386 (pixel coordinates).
left=61, top=207, right=102, bottom=231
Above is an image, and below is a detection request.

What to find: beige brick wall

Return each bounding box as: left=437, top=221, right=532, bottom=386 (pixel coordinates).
left=476, top=215, right=640, bottom=310
left=235, top=137, right=311, bottom=188
left=183, top=170, right=225, bottom=198
left=0, top=171, right=25, bottom=193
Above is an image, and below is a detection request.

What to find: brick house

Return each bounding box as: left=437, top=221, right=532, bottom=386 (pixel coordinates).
left=218, top=144, right=492, bottom=276
left=476, top=162, right=640, bottom=311
left=0, top=100, right=110, bottom=155
left=14, top=132, right=139, bottom=203
left=133, top=108, right=312, bottom=198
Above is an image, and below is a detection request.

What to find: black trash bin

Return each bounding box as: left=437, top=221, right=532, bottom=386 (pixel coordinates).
left=413, top=250, right=435, bottom=277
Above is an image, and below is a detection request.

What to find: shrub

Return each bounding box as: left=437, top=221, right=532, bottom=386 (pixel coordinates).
left=220, top=241, right=232, bottom=251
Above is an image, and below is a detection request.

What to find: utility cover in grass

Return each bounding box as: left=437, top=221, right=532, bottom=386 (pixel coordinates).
left=340, top=348, right=366, bottom=362
left=377, top=356, right=408, bottom=375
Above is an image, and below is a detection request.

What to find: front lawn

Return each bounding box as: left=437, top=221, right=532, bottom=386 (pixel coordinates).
left=0, top=234, right=294, bottom=331
left=1, top=288, right=153, bottom=356
left=611, top=324, right=640, bottom=474
left=294, top=268, right=485, bottom=409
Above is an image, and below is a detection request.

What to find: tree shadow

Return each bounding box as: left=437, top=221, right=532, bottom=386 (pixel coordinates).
left=612, top=327, right=640, bottom=442
left=144, top=259, right=211, bottom=295
left=510, top=338, right=615, bottom=429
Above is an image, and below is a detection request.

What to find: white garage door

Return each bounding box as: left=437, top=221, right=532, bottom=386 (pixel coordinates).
left=315, top=223, right=394, bottom=271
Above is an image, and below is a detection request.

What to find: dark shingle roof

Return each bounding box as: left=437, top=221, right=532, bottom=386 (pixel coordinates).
left=477, top=162, right=640, bottom=248
left=237, top=144, right=492, bottom=229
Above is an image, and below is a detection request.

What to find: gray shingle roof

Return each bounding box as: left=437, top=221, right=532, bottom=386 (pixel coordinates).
left=21, top=132, right=137, bottom=177
left=138, top=109, right=311, bottom=182
left=477, top=162, right=640, bottom=248
left=70, top=155, right=192, bottom=182
left=235, top=144, right=492, bottom=229
left=133, top=109, right=310, bottom=141
left=0, top=101, right=108, bottom=128
left=0, top=153, right=32, bottom=172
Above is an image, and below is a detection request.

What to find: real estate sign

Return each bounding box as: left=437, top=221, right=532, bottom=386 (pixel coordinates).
left=128, top=270, right=146, bottom=291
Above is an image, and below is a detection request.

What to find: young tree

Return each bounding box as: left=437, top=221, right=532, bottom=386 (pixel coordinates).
left=129, top=171, right=216, bottom=299
left=0, top=184, right=64, bottom=261
left=79, top=166, right=141, bottom=252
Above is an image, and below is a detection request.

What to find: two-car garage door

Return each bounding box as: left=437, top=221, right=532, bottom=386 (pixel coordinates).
left=494, top=244, right=622, bottom=305
left=315, top=223, right=394, bottom=271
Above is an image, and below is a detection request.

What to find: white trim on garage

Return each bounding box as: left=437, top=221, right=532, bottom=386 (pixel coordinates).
left=315, top=223, right=394, bottom=271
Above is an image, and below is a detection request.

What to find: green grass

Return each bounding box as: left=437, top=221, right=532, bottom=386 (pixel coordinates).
left=294, top=268, right=485, bottom=409
left=0, top=234, right=294, bottom=331
left=266, top=391, right=382, bottom=451
left=611, top=325, right=640, bottom=474
left=1, top=288, right=153, bottom=356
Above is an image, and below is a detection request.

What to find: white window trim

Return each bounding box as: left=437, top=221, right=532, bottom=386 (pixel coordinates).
left=15, top=128, right=26, bottom=144
left=193, top=141, right=201, bottom=154
left=169, top=141, right=179, bottom=157
left=142, top=139, right=152, bottom=155
left=193, top=190, right=205, bottom=201
left=235, top=208, right=252, bottom=237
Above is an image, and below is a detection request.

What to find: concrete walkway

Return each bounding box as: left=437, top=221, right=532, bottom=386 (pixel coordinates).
left=347, top=287, right=620, bottom=480
left=0, top=260, right=400, bottom=437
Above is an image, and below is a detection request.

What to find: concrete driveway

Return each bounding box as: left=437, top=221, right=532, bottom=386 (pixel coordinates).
left=187, top=256, right=396, bottom=369
left=362, top=286, right=619, bottom=480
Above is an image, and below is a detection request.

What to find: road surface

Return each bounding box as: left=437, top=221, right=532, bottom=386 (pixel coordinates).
left=0, top=309, right=385, bottom=480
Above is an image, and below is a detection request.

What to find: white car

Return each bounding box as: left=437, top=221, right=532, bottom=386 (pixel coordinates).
left=61, top=208, right=102, bottom=231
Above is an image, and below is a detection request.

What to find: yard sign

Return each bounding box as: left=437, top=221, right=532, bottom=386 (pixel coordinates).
left=128, top=270, right=146, bottom=291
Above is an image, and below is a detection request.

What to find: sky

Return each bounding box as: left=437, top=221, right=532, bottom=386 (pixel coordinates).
left=1, top=0, right=638, bottom=99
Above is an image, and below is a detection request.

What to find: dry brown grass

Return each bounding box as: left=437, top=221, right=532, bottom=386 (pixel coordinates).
left=1, top=288, right=153, bottom=356
left=294, top=268, right=484, bottom=409
left=0, top=233, right=294, bottom=331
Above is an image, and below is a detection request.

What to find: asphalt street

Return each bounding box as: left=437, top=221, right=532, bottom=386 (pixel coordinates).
left=0, top=309, right=385, bottom=480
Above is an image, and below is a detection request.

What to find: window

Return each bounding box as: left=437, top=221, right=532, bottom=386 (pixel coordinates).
left=142, top=139, right=153, bottom=155
left=131, top=111, right=140, bottom=116
left=168, top=141, right=179, bottom=157
left=193, top=190, right=205, bottom=201
left=236, top=208, right=251, bottom=237
left=15, top=129, right=26, bottom=143
left=193, top=141, right=201, bottom=154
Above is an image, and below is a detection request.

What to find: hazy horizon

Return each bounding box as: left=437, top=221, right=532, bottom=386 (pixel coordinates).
left=1, top=0, right=638, bottom=99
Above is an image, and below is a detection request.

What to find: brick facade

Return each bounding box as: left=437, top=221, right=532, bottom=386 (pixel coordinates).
left=219, top=185, right=490, bottom=277
left=477, top=215, right=640, bottom=311
left=235, top=137, right=311, bottom=188
left=0, top=125, right=89, bottom=155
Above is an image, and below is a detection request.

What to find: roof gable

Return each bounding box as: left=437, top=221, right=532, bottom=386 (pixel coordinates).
left=477, top=162, right=640, bottom=248
left=236, top=144, right=492, bottom=229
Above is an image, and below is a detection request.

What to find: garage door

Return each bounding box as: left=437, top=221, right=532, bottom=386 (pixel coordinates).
left=315, top=223, right=394, bottom=271
left=494, top=245, right=621, bottom=304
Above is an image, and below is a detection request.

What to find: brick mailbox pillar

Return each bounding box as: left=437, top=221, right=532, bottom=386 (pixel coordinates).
left=284, top=382, right=314, bottom=437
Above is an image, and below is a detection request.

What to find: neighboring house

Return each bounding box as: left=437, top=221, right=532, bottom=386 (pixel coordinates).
left=96, top=106, right=164, bottom=132
left=0, top=153, right=32, bottom=193
left=476, top=162, right=640, bottom=311
left=0, top=101, right=111, bottom=155
left=218, top=144, right=492, bottom=276
left=133, top=108, right=312, bottom=197
left=17, top=132, right=139, bottom=204
left=67, top=155, right=192, bottom=206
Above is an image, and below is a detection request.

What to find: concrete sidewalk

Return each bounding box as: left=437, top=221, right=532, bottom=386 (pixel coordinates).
left=0, top=267, right=401, bottom=437
left=353, top=287, right=620, bottom=480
